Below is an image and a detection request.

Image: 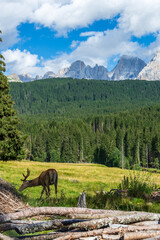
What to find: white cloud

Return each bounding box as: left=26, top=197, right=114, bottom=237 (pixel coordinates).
left=70, top=40, right=79, bottom=49
left=2, top=28, right=158, bottom=77
left=2, top=49, right=41, bottom=75
left=2, top=49, right=70, bottom=76
left=68, top=29, right=142, bottom=67
left=0, top=0, right=39, bottom=48
left=1, top=0, right=160, bottom=40
left=43, top=56, right=70, bottom=73
left=80, top=32, right=100, bottom=37
left=40, top=29, right=160, bottom=72
left=2, top=0, right=160, bottom=75
left=1, top=0, right=160, bottom=50
left=119, top=0, right=160, bottom=37
left=32, top=0, right=123, bottom=35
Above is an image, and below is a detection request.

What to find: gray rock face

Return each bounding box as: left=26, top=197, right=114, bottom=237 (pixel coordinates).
left=18, top=73, right=34, bottom=82
left=64, top=60, right=110, bottom=80
left=58, top=67, right=69, bottom=77
left=7, top=73, right=22, bottom=82
left=9, top=55, right=148, bottom=82
left=65, top=60, right=87, bottom=79
left=43, top=71, right=56, bottom=79
left=91, top=64, right=109, bottom=80
left=111, top=55, right=146, bottom=80
left=35, top=75, right=43, bottom=80
left=138, top=51, right=160, bottom=80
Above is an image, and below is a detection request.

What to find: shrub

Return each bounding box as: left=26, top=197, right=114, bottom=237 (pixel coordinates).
left=119, top=171, right=155, bottom=199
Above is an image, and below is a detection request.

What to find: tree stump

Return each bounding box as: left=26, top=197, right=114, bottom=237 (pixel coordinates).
left=77, top=191, right=87, bottom=208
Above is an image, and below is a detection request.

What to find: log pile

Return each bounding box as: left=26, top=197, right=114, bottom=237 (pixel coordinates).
left=0, top=207, right=160, bottom=240
left=0, top=178, right=27, bottom=214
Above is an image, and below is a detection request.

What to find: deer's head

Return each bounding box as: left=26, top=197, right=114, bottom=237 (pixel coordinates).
left=19, top=168, right=30, bottom=192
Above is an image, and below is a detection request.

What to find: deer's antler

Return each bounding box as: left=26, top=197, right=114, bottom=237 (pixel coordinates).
left=21, top=168, right=30, bottom=181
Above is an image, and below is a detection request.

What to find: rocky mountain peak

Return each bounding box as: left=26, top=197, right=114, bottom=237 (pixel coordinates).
left=8, top=55, right=150, bottom=82
left=111, top=55, right=146, bottom=80
left=69, top=60, right=86, bottom=71
left=7, top=73, right=22, bottom=83
left=138, top=51, right=160, bottom=80
left=18, top=73, right=34, bottom=82
left=43, top=71, right=56, bottom=79
left=58, top=67, right=69, bottom=77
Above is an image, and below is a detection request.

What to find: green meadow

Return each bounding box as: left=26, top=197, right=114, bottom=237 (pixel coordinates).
left=1, top=161, right=160, bottom=211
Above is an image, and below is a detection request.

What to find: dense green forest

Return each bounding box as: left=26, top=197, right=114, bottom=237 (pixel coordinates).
left=18, top=106, right=160, bottom=169
left=9, top=78, right=160, bottom=117
left=9, top=78, right=160, bottom=168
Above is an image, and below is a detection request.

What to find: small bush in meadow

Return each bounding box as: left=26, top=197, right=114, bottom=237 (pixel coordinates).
left=119, top=171, right=156, bottom=199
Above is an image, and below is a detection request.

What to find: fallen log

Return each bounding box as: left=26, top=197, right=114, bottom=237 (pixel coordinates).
left=145, top=236, right=160, bottom=240
left=9, top=220, right=160, bottom=235
left=0, top=207, right=111, bottom=223
left=0, top=219, right=86, bottom=234
left=0, top=233, right=14, bottom=240
left=66, top=210, right=139, bottom=219
left=133, top=221, right=160, bottom=226
left=10, top=224, right=160, bottom=240
left=68, top=212, right=160, bottom=230
left=102, top=231, right=160, bottom=240
left=0, top=207, right=138, bottom=223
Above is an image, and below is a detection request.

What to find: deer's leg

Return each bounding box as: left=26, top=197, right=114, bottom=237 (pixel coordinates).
left=40, top=187, right=45, bottom=199
left=40, top=186, right=48, bottom=199
left=44, top=186, right=48, bottom=198
left=47, top=185, right=50, bottom=198
left=55, top=183, right=58, bottom=203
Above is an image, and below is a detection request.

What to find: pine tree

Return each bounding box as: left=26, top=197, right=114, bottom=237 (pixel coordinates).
left=0, top=31, right=25, bottom=160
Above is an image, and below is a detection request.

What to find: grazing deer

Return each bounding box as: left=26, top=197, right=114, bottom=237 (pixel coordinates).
left=19, top=168, right=58, bottom=202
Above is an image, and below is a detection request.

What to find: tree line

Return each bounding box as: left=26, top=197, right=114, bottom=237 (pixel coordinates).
left=9, top=78, right=160, bottom=118
left=19, top=106, right=160, bottom=169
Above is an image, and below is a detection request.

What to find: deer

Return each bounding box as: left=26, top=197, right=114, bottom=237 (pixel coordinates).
left=19, top=168, right=58, bottom=202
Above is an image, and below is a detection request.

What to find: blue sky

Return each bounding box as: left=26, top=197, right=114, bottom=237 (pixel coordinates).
left=1, top=0, right=160, bottom=76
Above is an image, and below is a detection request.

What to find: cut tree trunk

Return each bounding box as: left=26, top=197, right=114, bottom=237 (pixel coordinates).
left=68, top=212, right=160, bottom=230
left=0, top=233, right=14, bottom=240
left=0, top=207, right=113, bottom=223
left=77, top=191, right=87, bottom=208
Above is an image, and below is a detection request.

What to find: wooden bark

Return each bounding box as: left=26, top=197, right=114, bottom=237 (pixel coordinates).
left=0, top=233, right=14, bottom=240
left=66, top=210, right=137, bottom=219
left=102, top=232, right=160, bottom=240
left=68, top=213, right=160, bottom=230
left=0, top=207, right=116, bottom=223
left=16, top=229, right=160, bottom=240
left=3, top=224, right=160, bottom=240
left=8, top=221, right=160, bottom=235
left=0, top=219, right=86, bottom=234
left=0, top=207, right=145, bottom=223
left=77, top=191, right=87, bottom=208
left=133, top=221, right=160, bottom=226
left=1, top=207, right=160, bottom=239
left=145, top=236, right=160, bottom=240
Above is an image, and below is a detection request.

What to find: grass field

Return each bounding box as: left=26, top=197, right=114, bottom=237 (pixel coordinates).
left=1, top=161, right=160, bottom=210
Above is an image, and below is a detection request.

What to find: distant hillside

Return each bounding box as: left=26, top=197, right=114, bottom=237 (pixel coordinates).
left=9, top=78, right=160, bottom=117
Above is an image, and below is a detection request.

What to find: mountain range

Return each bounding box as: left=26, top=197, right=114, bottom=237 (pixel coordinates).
left=7, top=52, right=160, bottom=82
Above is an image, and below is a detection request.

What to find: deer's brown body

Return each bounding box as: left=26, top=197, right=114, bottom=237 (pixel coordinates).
left=19, top=169, right=58, bottom=201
